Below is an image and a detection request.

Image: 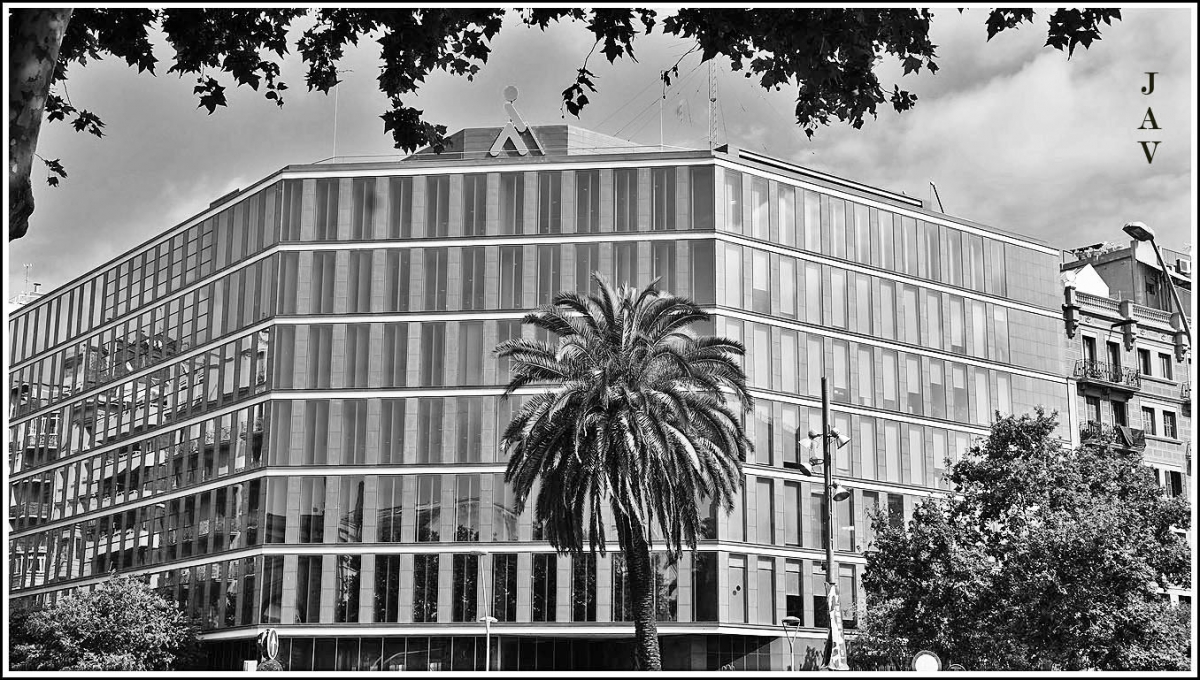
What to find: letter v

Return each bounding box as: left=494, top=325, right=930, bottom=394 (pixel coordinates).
left=1139, top=141, right=1160, bottom=164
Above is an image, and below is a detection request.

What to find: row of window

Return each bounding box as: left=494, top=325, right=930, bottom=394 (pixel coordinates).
left=1083, top=395, right=1182, bottom=440
left=11, top=161, right=1060, bottom=367
left=10, top=331, right=270, bottom=474
left=10, top=186, right=286, bottom=364
left=10, top=462, right=916, bottom=594
left=10, top=259, right=276, bottom=418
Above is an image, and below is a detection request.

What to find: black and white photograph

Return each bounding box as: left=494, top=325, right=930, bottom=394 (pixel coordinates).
left=5, top=4, right=1194, bottom=673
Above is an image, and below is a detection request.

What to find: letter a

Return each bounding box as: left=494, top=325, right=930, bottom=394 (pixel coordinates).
left=1141, top=72, right=1157, bottom=95
left=1138, top=108, right=1159, bottom=130
left=1139, top=141, right=1160, bottom=164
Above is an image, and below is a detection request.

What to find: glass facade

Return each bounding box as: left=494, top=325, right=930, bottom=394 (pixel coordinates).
left=8, top=130, right=1071, bottom=670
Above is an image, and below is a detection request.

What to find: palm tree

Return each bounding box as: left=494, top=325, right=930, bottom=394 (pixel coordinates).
left=496, top=273, right=753, bottom=670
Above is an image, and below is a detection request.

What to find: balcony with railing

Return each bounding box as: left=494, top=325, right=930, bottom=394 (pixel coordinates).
left=1073, top=359, right=1141, bottom=392
left=1081, top=420, right=1146, bottom=451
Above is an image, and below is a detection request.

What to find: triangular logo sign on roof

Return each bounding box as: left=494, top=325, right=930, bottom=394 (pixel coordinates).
left=489, top=86, right=543, bottom=157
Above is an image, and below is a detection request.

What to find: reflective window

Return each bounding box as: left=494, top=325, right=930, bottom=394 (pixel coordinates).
left=532, top=553, right=557, bottom=622
left=500, top=173, right=524, bottom=235
left=614, top=168, right=638, bottom=232
left=724, top=170, right=743, bottom=234
left=426, top=176, right=450, bottom=237
left=538, top=171, right=562, bottom=234
left=750, top=177, right=769, bottom=240
left=499, top=246, right=524, bottom=308
left=575, top=170, right=600, bottom=233
left=463, top=174, right=487, bottom=236
left=412, top=554, right=440, bottom=622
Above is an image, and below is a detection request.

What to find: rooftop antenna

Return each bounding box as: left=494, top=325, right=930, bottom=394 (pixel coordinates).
left=929, top=181, right=945, bottom=212
left=707, top=60, right=718, bottom=151
left=332, top=69, right=353, bottom=160
left=24, top=263, right=32, bottom=291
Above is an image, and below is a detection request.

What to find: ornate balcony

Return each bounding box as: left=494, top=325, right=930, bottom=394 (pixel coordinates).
left=1081, top=420, right=1146, bottom=451
left=1073, top=359, right=1141, bottom=393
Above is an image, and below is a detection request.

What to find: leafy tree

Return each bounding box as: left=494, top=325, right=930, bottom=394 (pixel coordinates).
left=496, top=274, right=752, bottom=669
left=852, top=409, right=1191, bottom=671
left=9, top=574, right=203, bottom=671
left=9, top=7, right=1122, bottom=240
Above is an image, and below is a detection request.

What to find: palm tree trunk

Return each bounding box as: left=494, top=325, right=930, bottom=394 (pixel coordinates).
left=619, top=515, right=662, bottom=670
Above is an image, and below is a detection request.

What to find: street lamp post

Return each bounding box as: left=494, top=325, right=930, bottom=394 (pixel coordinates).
left=471, top=549, right=498, bottom=671
left=781, top=616, right=802, bottom=670
left=798, top=377, right=852, bottom=671
left=1122, top=221, right=1192, bottom=339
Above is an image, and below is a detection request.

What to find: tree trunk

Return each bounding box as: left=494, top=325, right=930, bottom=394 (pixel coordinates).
left=9, top=8, right=72, bottom=241
left=619, top=514, right=662, bottom=671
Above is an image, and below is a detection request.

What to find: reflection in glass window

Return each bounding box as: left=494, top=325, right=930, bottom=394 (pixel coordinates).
left=781, top=331, right=798, bottom=393
left=724, top=170, right=743, bottom=233
left=492, top=553, right=519, bottom=622
left=830, top=267, right=847, bottom=329
left=463, top=174, right=487, bottom=236
left=692, top=552, right=718, bottom=621
left=651, top=242, right=676, bottom=293
left=417, top=400, right=444, bottom=463
left=500, top=174, right=524, bottom=235
left=879, top=280, right=895, bottom=340
left=416, top=476, right=441, bottom=542
left=756, top=557, right=775, bottom=624
left=859, top=416, right=877, bottom=480
left=929, top=359, right=946, bottom=419
left=424, top=248, right=448, bottom=310
left=537, top=245, right=561, bottom=305
left=532, top=554, right=557, bottom=622
left=458, top=322, right=484, bottom=385
left=615, top=242, right=637, bottom=286
left=575, top=243, right=600, bottom=296
left=780, top=258, right=796, bottom=318
left=315, top=179, right=339, bottom=240
left=751, top=177, right=769, bottom=240
left=905, top=354, right=922, bottom=416
left=857, top=346, right=874, bottom=407
left=571, top=553, right=597, bottom=622
left=778, top=185, right=796, bottom=246
left=499, top=246, right=523, bottom=308
left=832, top=340, right=850, bottom=403
left=614, top=168, right=638, bottom=232
left=538, top=171, right=562, bottom=234
left=299, top=477, right=326, bottom=543
left=881, top=350, right=898, bottom=409
left=829, top=197, right=847, bottom=259
left=884, top=421, right=900, bottom=483
left=752, top=249, right=770, bottom=313
left=426, top=176, right=450, bottom=237
left=690, top=166, right=714, bottom=230
left=951, top=363, right=969, bottom=422
left=948, top=295, right=965, bottom=354
left=992, top=305, right=1010, bottom=362
left=804, top=263, right=822, bottom=324
left=295, top=555, right=323, bottom=622
left=376, top=477, right=403, bottom=542
left=419, top=323, right=446, bottom=386
left=803, top=190, right=821, bottom=252
left=576, top=170, right=600, bottom=233
left=451, top=553, right=478, bottom=621
left=724, top=244, right=743, bottom=308
left=461, top=247, right=487, bottom=310
left=690, top=241, right=715, bottom=304
left=375, top=555, right=402, bottom=621
left=412, top=554, right=440, bottom=622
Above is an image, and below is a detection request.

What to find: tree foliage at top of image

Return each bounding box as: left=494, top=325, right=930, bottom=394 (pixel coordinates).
left=850, top=409, right=1191, bottom=671
left=9, top=574, right=203, bottom=671
left=9, top=7, right=1122, bottom=239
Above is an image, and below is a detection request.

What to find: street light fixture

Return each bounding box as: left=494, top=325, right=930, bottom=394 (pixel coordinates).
left=793, top=376, right=852, bottom=670
left=470, top=549, right=498, bottom=671
left=781, top=616, right=802, bottom=670
left=1122, top=221, right=1192, bottom=340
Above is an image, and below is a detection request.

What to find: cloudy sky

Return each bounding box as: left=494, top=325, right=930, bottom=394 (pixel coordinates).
left=6, top=6, right=1194, bottom=297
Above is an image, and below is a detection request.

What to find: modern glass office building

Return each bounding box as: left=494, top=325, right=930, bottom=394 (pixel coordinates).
left=7, top=121, right=1072, bottom=670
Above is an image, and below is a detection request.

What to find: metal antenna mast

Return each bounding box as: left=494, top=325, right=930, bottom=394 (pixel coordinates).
left=707, top=60, right=718, bottom=150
